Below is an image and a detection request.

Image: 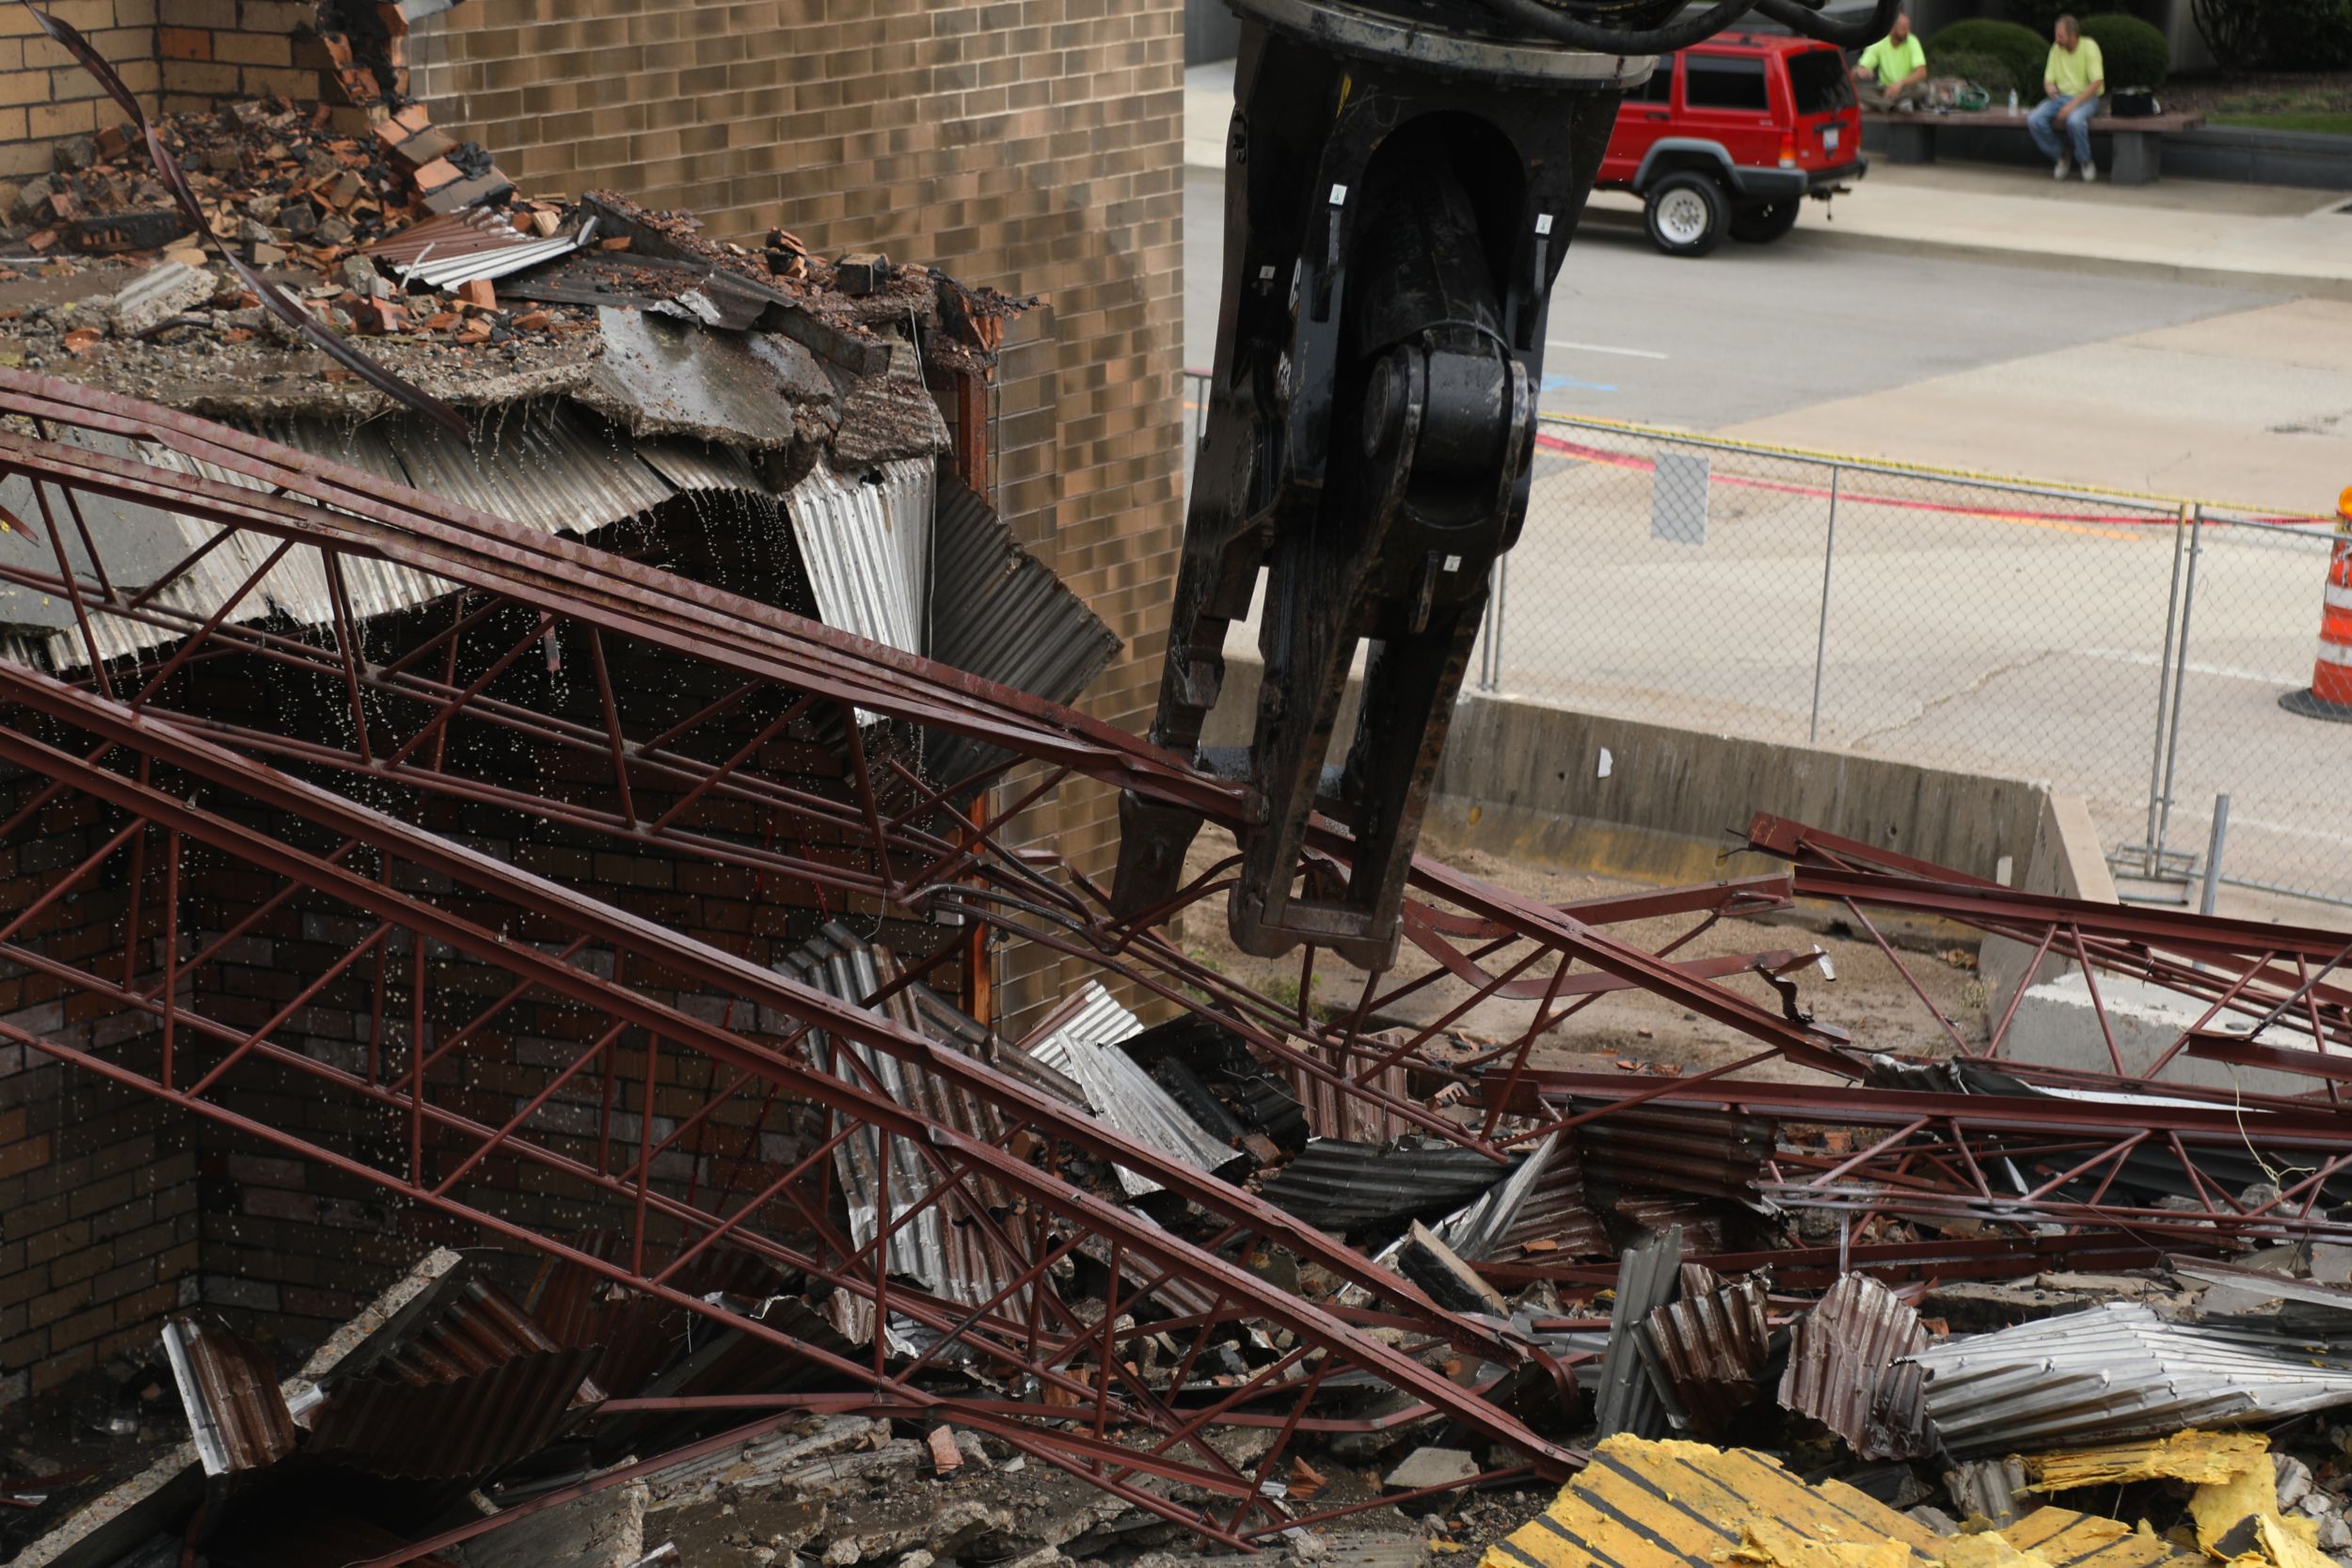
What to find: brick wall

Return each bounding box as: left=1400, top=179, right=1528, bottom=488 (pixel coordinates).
left=405, top=0, right=1187, bottom=1031
left=0, top=0, right=158, bottom=177
left=156, top=0, right=326, bottom=115
left=0, top=764, right=200, bottom=1412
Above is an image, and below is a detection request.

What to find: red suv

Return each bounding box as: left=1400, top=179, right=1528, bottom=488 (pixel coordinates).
left=1597, top=35, right=1866, bottom=258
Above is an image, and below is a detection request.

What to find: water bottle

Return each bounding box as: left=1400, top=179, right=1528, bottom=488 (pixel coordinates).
left=2008, top=88, right=2019, bottom=115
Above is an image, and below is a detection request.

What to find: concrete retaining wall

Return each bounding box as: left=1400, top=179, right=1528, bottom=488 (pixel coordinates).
left=1203, top=657, right=2066, bottom=891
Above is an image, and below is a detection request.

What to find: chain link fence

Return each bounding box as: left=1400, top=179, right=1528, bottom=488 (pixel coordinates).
left=1181, top=371, right=2349, bottom=911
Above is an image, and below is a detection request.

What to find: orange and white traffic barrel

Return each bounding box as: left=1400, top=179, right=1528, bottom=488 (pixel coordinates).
left=2280, top=485, right=2352, bottom=721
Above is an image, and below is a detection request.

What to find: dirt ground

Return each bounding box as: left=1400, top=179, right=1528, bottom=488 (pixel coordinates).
left=1174, top=824, right=1989, bottom=1086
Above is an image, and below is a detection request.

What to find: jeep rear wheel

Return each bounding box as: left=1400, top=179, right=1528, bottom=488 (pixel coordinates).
left=1645, top=172, right=1728, bottom=258
left=1731, top=200, right=1802, bottom=243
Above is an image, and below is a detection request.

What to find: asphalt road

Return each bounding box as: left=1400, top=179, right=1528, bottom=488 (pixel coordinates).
left=1182, top=169, right=2265, bottom=431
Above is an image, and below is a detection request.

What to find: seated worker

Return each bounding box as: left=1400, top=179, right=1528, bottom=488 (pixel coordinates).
left=2028, top=14, right=2106, bottom=180
left=1855, top=10, right=1928, bottom=110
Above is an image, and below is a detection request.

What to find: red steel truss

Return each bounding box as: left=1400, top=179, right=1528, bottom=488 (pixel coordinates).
left=9, top=373, right=2352, bottom=1554
left=0, top=372, right=1881, bottom=1548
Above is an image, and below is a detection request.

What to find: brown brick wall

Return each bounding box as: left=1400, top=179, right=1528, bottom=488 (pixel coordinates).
left=0, top=0, right=159, bottom=178
left=156, top=0, right=328, bottom=114
left=406, top=0, right=1187, bottom=1031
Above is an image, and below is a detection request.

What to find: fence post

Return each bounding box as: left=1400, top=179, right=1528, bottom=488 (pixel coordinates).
left=2153, top=505, right=2205, bottom=866
left=2199, top=793, right=2232, bottom=916
left=1808, top=464, right=1841, bottom=746
left=2139, top=505, right=2190, bottom=876
left=1486, top=551, right=1510, bottom=692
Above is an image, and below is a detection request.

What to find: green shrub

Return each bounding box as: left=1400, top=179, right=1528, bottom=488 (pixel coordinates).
left=1924, top=45, right=2016, bottom=97
left=2080, top=13, right=2170, bottom=88
left=2258, top=0, right=2352, bottom=69
left=1926, top=19, right=2050, bottom=103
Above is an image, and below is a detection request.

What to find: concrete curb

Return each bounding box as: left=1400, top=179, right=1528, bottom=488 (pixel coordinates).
left=1575, top=202, right=2352, bottom=298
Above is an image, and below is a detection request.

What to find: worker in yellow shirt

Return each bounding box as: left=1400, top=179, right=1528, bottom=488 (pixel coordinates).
left=2029, top=15, right=2106, bottom=181
left=1855, top=9, right=1928, bottom=110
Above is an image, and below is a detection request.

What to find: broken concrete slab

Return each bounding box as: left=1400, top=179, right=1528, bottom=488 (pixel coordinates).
left=579, top=305, right=822, bottom=451
left=458, top=1481, right=648, bottom=1568
left=106, top=261, right=213, bottom=338
left=644, top=1416, right=892, bottom=1513
left=1383, top=1449, right=1478, bottom=1493
left=10, top=1447, right=202, bottom=1568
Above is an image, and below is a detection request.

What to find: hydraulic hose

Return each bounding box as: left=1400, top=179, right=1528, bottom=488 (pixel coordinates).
left=1751, top=0, right=1901, bottom=47
left=1465, top=0, right=1761, bottom=55
left=1467, top=0, right=1899, bottom=56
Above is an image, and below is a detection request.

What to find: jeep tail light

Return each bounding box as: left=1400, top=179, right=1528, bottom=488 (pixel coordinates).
left=1778, top=134, right=1797, bottom=168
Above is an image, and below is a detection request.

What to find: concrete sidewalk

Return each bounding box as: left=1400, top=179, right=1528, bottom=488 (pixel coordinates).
left=1183, top=62, right=2352, bottom=292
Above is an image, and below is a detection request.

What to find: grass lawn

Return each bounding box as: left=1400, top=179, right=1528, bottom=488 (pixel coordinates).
left=2211, top=110, right=2352, bottom=133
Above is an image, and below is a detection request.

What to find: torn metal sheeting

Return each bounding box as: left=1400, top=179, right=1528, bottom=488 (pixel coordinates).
left=1778, top=1273, right=1933, bottom=1461
left=340, top=404, right=683, bottom=541
left=1595, top=1225, right=1682, bottom=1441
left=1642, top=1269, right=1770, bottom=1440
left=1570, top=1098, right=1778, bottom=1207
left=787, top=458, right=934, bottom=663
left=1429, top=1132, right=1609, bottom=1263
left=1910, top=1302, right=2352, bottom=1454
left=1944, top=1454, right=2033, bottom=1528
left=1284, top=1049, right=1422, bottom=1145
left=305, top=1346, right=599, bottom=1480
left=1019, top=981, right=1240, bottom=1196
left=1257, top=1138, right=1524, bottom=1234
left=2, top=401, right=779, bottom=674
left=363, top=206, right=524, bottom=263
left=334, top=1276, right=565, bottom=1386
left=921, top=477, right=1120, bottom=784
left=161, top=1318, right=296, bottom=1478
left=781, top=923, right=988, bottom=1306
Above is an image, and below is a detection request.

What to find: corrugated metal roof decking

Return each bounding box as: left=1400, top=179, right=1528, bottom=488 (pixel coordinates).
left=1642, top=1265, right=1769, bottom=1439
left=922, top=478, right=1120, bottom=784
left=1778, top=1272, right=1933, bottom=1460
left=1018, top=982, right=1239, bottom=1196
left=1909, top=1301, right=2352, bottom=1454
left=304, top=1347, right=597, bottom=1480
left=2, top=404, right=771, bottom=673
left=162, top=1318, right=296, bottom=1478
left=1257, top=1139, right=1522, bottom=1235
left=787, top=458, right=933, bottom=662
left=1594, top=1226, right=1682, bottom=1441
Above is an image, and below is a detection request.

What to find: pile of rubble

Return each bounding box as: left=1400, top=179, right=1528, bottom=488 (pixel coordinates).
left=0, top=78, right=1021, bottom=434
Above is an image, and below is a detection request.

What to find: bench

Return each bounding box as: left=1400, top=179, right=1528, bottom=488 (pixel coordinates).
left=1861, top=109, right=2205, bottom=185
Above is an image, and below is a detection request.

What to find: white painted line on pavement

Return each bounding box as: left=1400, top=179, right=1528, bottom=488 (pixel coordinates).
left=1546, top=339, right=1668, bottom=361
left=2083, top=648, right=2304, bottom=686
